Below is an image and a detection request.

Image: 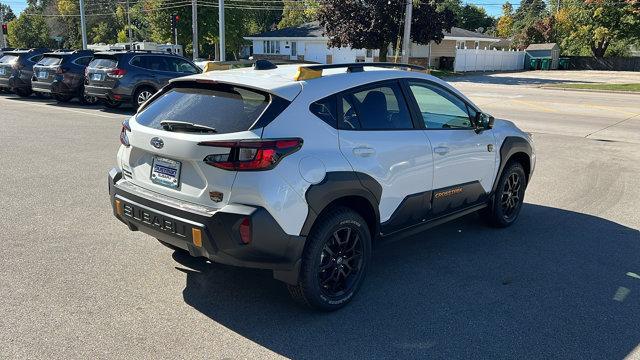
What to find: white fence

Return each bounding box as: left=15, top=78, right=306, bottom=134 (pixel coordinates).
left=454, top=48, right=525, bottom=72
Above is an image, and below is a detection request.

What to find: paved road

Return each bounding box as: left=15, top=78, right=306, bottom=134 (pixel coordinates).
left=0, top=80, right=639, bottom=359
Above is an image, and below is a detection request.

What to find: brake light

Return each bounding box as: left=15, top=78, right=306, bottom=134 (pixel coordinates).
left=200, top=138, right=303, bottom=171
left=120, top=119, right=131, bottom=147
left=239, top=217, right=251, bottom=244
left=107, top=68, right=127, bottom=78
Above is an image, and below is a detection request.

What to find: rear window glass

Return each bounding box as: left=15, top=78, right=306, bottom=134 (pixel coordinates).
left=37, top=57, right=62, bottom=66
left=136, top=85, right=271, bottom=134
left=0, top=55, right=18, bottom=64
left=88, top=57, right=118, bottom=69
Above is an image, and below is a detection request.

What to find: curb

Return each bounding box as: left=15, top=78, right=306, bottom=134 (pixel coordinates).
left=538, top=86, right=640, bottom=95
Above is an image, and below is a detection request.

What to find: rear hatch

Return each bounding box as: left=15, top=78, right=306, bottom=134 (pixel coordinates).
left=32, top=54, right=64, bottom=85
left=85, top=54, right=121, bottom=88
left=0, top=54, right=19, bottom=79
left=120, top=82, right=287, bottom=208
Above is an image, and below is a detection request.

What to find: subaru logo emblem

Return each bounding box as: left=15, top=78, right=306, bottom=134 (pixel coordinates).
left=150, top=137, right=164, bottom=149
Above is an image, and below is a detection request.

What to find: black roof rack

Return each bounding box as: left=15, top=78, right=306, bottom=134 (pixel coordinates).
left=305, top=62, right=426, bottom=73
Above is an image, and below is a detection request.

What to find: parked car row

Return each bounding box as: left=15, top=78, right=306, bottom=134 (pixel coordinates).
left=0, top=48, right=201, bottom=109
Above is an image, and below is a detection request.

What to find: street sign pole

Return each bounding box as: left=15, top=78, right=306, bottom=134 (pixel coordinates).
left=192, top=0, right=198, bottom=60
left=401, top=0, right=413, bottom=64
left=219, top=0, right=225, bottom=61
left=126, top=0, right=132, bottom=43
left=79, top=0, right=88, bottom=49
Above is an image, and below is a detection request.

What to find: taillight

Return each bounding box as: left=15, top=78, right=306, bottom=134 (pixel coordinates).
left=239, top=217, right=251, bottom=244
left=12, top=62, right=23, bottom=70
left=84, top=67, right=90, bottom=76
left=120, top=119, right=131, bottom=147
left=55, top=66, right=65, bottom=74
left=107, top=68, right=127, bottom=78
left=200, top=138, right=303, bottom=171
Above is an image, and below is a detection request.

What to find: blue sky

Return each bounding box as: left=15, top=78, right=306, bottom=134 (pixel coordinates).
left=4, top=0, right=507, bottom=18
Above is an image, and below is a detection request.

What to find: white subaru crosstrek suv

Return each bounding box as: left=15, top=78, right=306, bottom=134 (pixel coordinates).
left=109, top=61, right=535, bottom=311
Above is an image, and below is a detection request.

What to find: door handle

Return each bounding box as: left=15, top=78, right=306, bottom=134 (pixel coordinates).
left=353, top=146, right=376, bottom=157
left=434, top=146, right=450, bottom=155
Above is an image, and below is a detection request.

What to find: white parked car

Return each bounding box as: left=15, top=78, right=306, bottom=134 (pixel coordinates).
left=108, top=61, right=535, bottom=310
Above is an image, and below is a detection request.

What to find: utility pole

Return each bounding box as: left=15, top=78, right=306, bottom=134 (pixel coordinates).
left=401, top=0, right=413, bottom=64
left=192, top=0, right=198, bottom=60
left=79, top=0, right=88, bottom=49
left=126, top=0, right=132, bottom=43
left=218, top=0, right=225, bottom=61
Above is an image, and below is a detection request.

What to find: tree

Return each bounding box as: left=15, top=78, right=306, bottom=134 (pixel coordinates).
left=557, top=0, right=640, bottom=57
left=7, top=12, right=53, bottom=48
left=496, top=2, right=514, bottom=38
left=278, top=0, right=318, bottom=29
left=317, top=0, right=455, bottom=61
left=1, top=4, right=16, bottom=23
left=458, top=4, right=495, bottom=32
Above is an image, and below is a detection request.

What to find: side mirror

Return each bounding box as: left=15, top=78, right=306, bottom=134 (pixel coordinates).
left=474, top=112, right=495, bottom=133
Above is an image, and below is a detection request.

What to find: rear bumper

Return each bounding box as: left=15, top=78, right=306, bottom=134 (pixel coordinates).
left=85, top=84, right=130, bottom=102
left=31, top=80, right=54, bottom=93
left=108, top=168, right=305, bottom=284
left=8, top=74, right=31, bottom=90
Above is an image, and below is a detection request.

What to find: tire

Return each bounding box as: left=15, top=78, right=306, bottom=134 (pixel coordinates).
left=80, top=94, right=99, bottom=105
left=132, top=86, right=155, bottom=110
left=14, top=88, right=32, bottom=97
left=53, top=94, right=72, bottom=102
left=287, top=207, right=372, bottom=311
left=484, top=162, right=527, bottom=227
left=101, top=98, right=122, bottom=108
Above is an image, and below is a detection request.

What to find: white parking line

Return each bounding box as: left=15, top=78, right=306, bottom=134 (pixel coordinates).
left=0, top=96, right=126, bottom=119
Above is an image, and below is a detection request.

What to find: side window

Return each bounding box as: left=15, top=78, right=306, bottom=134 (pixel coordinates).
left=74, top=57, right=92, bottom=66
left=130, top=56, right=142, bottom=67
left=408, top=82, right=473, bottom=129
left=29, top=55, right=43, bottom=63
left=309, top=95, right=337, bottom=128
left=141, top=56, right=169, bottom=71
left=171, top=58, right=199, bottom=74
left=339, top=83, right=413, bottom=130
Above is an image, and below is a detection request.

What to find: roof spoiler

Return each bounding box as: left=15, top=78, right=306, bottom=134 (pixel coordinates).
left=294, top=62, right=427, bottom=81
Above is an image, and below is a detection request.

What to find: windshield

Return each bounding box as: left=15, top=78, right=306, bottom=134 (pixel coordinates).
left=37, top=56, right=63, bottom=66
left=0, top=55, right=18, bottom=64
left=136, top=85, right=271, bottom=134
left=88, top=56, right=118, bottom=69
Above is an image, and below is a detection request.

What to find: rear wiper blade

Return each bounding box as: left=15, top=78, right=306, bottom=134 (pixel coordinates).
left=160, top=120, right=217, bottom=133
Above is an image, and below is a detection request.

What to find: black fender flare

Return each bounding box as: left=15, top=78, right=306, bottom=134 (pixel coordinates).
left=300, top=172, right=382, bottom=237
left=492, top=136, right=533, bottom=193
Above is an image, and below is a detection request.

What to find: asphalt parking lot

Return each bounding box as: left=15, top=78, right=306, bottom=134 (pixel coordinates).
left=1, top=71, right=639, bottom=359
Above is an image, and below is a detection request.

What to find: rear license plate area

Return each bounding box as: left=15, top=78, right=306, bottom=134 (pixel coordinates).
left=38, top=71, right=48, bottom=79
left=91, top=73, right=103, bottom=81
left=151, top=156, right=181, bottom=189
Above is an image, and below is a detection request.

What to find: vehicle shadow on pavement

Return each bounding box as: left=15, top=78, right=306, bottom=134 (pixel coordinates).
left=172, top=204, right=640, bottom=359
left=1, top=93, right=135, bottom=115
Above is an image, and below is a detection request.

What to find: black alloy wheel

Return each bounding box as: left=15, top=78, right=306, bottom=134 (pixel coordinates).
left=484, top=162, right=527, bottom=227
left=501, top=172, right=523, bottom=221
left=319, top=226, right=365, bottom=298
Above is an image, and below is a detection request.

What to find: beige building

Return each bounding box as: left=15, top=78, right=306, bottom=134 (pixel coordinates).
left=244, top=21, right=501, bottom=69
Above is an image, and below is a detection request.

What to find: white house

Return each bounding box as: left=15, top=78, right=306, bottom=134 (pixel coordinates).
left=244, top=21, right=501, bottom=69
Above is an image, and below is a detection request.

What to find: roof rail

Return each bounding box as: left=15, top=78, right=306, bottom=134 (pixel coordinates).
left=294, top=62, right=426, bottom=81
